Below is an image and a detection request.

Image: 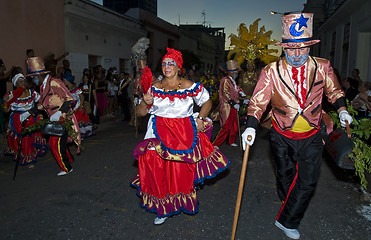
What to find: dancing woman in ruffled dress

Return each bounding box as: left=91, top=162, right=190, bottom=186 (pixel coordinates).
left=3, top=73, right=47, bottom=167
left=131, top=48, right=230, bottom=225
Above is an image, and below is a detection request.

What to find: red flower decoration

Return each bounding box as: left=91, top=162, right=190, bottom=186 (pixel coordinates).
left=140, top=66, right=153, bottom=93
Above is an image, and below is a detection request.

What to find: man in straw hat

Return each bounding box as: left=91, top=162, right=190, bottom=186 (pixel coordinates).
left=26, top=56, right=78, bottom=176
left=241, top=13, right=353, bottom=239
left=213, top=59, right=246, bottom=148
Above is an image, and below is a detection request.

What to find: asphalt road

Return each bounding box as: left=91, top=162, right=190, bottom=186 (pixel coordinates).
left=0, top=116, right=370, bottom=240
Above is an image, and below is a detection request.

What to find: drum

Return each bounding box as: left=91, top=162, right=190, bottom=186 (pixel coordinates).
left=324, top=128, right=355, bottom=170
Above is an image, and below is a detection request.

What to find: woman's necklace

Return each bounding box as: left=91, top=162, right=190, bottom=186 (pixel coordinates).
left=160, top=77, right=182, bottom=92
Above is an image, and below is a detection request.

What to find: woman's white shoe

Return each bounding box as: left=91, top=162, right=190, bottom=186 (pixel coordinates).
left=154, top=217, right=168, bottom=225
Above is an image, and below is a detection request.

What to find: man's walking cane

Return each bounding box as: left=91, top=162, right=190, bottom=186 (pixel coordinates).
left=231, top=135, right=252, bottom=240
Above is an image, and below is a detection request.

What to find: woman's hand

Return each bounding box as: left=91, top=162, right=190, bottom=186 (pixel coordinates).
left=143, top=88, right=153, bottom=105
left=196, top=118, right=205, bottom=132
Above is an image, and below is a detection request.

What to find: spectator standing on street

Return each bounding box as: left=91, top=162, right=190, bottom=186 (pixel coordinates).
left=352, top=68, right=362, bottom=85
left=79, top=73, right=98, bottom=130
left=0, top=58, right=15, bottom=134
left=342, top=77, right=359, bottom=102
left=94, top=65, right=108, bottom=118
left=106, top=72, right=117, bottom=117
left=118, top=72, right=132, bottom=121
left=352, top=81, right=371, bottom=118
left=131, top=48, right=230, bottom=225
left=242, top=13, right=353, bottom=239
left=63, top=59, right=72, bottom=75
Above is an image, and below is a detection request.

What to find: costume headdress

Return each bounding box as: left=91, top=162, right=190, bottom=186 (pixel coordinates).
left=276, top=13, right=320, bottom=48
left=228, top=19, right=278, bottom=67
left=12, top=73, right=25, bottom=86
left=26, top=57, right=50, bottom=76
left=226, top=60, right=239, bottom=72
left=162, top=48, right=183, bottom=70
left=131, top=37, right=150, bottom=70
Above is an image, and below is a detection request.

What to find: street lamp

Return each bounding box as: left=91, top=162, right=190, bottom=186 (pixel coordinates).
left=270, top=11, right=301, bottom=15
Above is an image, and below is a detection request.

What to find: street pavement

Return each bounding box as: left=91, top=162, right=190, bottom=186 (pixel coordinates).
left=0, top=116, right=370, bottom=240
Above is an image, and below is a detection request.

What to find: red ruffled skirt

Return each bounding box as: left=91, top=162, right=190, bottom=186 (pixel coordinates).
left=131, top=116, right=229, bottom=217
left=4, top=113, right=48, bottom=165
left=74, top=108, right=95, bottom=139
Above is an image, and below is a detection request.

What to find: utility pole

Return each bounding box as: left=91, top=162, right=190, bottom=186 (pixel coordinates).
left=201, top=10, right=206, bottom=26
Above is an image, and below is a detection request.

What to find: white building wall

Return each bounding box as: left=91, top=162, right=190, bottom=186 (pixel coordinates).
left=316, top=0, right=371, bottom=81
left=68, top=52, right=88, bottom=85
left=64, top=0, right=147, bottom=82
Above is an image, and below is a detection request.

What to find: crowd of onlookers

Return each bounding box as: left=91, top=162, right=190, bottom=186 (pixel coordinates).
left=339, top=68, right=371, bottom=119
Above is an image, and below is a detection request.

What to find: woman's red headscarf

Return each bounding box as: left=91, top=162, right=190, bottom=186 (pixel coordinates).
left=161, top=48, right=183, bottom=70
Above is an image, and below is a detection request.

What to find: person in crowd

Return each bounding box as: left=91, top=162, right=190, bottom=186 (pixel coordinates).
left=352, top=81, right=371, bottom=118
left=0, top=58, right=15, bottom=134
left=241, top=13, right=353, bottom=239
left=3, top=73, right=47, bottom=168
left=117, top=72, right=132, bottom=121
left=342, top=77, right=359, bottom=102
left=56, top=67, right=64, bottom=79
left=94, top=65, right=108, bottom=118
left=27, top=56, right=78, bottom=176
left=106, top=72, right=118, bottom=117
left=25, top=49, right=35, bottom=74
left=240, top=62, right=259, bottom=99
left=213, top=60, right=247, bottom=148
left=44, top=52, right=69, bottom=76
left=112, top=68, right=120, bottom=114
left=79, top=73, right=99, bottom=129
left=130, top=48, right=230, bottom=225
left=63, top=59, right=72, bottom=75
left=352, top=68, right=362, bottom=85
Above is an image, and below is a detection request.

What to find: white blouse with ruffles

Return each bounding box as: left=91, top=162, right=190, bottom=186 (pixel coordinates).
left=144, top=82, right=210, bottom=139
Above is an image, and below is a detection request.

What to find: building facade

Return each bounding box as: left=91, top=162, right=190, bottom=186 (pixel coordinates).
left=179, top=25, right=225, bottom=71
left=125, top=8, right=180, bottom=73
left=65, top=0, right=146, bottom=83
left=0, top=0, right=226, bottom=85
left=304, top=0, right=371, bottom=82
left=0, top=0, right=65, bottom=73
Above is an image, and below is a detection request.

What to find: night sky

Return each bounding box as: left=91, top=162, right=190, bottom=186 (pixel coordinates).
left=92, top=0, right=307, bottom=50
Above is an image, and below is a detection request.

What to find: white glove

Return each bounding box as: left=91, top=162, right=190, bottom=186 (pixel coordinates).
left=242, top=127, right=256, bottom=150
left=339, top=110, right=353, bottom=127
left=50, top=111, right=62, bottom=122
left=234, top=104, right=240, bottom=111
left=19, top=112, right=31, bottom=123
left=243, top=99, right=250, bottom=105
